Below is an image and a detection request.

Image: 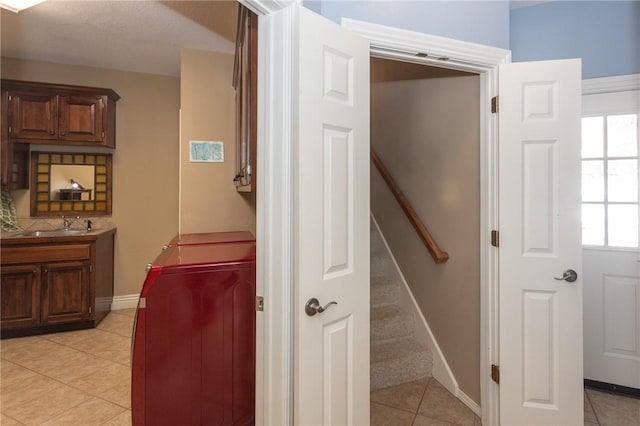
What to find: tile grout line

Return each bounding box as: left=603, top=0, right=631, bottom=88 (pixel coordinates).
left=1, top=315, right=134, bottom=423
left=2, top=412, right=26, bottom=425
left=410, top=377, right=431, bottom=425
left=370, top=400, right=416, bottom=415
left=2, top=358, right=131, bottom=420
left=585, top=388, right=601, bottom=425
left=98, top=408, right=131, bottom=426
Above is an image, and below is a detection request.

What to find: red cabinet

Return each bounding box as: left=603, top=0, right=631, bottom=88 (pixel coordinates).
left=132, top=237, right=256, bottom=426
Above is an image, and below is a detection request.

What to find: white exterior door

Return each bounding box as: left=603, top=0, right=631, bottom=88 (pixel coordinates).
left=499, top=59, right=583, bottom=425
left=294, top=6, right=370, bottom=425
left=582, top=89, right=640, bottom=390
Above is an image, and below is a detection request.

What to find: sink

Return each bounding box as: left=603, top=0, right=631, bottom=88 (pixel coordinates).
left=18, top=229, right=89, bottom=237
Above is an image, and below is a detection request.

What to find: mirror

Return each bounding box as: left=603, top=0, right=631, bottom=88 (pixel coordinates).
left=50, top=165, right=96, bottom=201
left=30, top=152, right=112, bottom=216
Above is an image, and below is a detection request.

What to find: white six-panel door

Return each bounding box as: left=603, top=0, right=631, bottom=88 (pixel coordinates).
left=294, top=6, right=370, bottom=425
left=499, top=59, right=583, bottom=425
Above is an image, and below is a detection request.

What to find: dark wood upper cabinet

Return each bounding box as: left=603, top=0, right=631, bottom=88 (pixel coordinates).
left=233, top=6, right=258, bottom=193
left=1, top=79, right=119, bottom=190
left=9, top=91, right=58, bottom=140
left=58, top=94, right=107, bottom=143
left=2, top=79, right=119, bottom=148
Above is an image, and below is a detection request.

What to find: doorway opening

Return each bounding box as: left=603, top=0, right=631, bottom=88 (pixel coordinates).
left=368, top=57, right=483, bottom=424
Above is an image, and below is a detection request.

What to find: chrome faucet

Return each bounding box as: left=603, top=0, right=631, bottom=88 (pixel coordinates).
left=62, top=216, right=79, bottom=229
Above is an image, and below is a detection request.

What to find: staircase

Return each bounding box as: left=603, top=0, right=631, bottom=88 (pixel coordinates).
left=370, top=221, right=433, bottom=391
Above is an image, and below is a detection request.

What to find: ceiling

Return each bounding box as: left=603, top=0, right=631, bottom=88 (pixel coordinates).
left=1, top=0, right=238, bottom=77
left=1, top=0, right=556, bottom=77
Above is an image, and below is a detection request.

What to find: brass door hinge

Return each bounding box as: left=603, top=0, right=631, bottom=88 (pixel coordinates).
left=256, top=296, right=264, bottom=312
left=491, top=96, right=499, bottom=113
left=491, top=364, right=500, bottom=384
left=491, top=230, right=499, bottom=248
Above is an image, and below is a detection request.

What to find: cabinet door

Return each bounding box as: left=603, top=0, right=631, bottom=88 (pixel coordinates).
left=9, top=91, right=58, bottom=140
left=1, top=264, right=41, bottom=329
left=1, top=90, right=11, bottom=187
left=41, top=261, right=90, bottom=325
left=2, top=90, right=28, bottom=188
left=58, top=95, right=105, bottom=144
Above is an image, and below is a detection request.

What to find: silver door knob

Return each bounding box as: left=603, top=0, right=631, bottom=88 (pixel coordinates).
left=305, top=298, right=337, bottom=316
left=554, top=269, right=578, bottom=282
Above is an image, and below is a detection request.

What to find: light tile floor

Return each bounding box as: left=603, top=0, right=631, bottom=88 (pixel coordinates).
left=1, top=309, right=135, bottom=425
left=371, top=377, right=640, bottom=426
left=2, top=309, right=639, bottom=425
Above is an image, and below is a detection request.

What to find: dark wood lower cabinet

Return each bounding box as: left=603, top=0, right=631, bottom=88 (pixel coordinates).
left=1, top=228, right=115, bottom=338
left=0, top=264, right=40, bottom=329
left=42, top=260, right=90, bottom=325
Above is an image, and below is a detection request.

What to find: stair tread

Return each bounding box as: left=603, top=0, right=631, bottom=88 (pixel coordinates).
left=371, top=337, right=429, bottom=364
left=370, top=275, right=399, bottom=287
left=370, top=304, right=407, bottom=321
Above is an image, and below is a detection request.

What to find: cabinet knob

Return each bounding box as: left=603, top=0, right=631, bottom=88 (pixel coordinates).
left=49, top=130, right=55, bottom=135
left=60, top=131, right=66, bottom=136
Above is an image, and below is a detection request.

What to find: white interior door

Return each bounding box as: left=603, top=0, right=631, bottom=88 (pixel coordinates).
left=499, top=59, right=583, bottom=425
left=294, top=6, right=370, bottom=425
left=582, top=90, right=640, bottom=390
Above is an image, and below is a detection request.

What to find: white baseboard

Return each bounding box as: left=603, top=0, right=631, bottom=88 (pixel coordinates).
left=110, top=294, right=139, bottom=310
left=457, top=388, right=481, bottom=416
left=371, top=217, right=457, bottom=391
left=371, top=214, right=480, bottom=415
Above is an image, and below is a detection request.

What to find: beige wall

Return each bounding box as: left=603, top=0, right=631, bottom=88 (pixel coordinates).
left=2, top=57, right=180, bottom=297
left=179, top=49, right=255, bottom=234
left=371, top=72, right=481, bottom=402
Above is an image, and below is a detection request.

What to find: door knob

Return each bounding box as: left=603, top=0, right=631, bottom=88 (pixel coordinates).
left=305, top=298, right=337, bottom=316
left=554, top=269, right=578, bottom=282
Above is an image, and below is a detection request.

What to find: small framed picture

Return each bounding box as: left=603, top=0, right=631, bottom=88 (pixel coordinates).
left=189, top=141, right=224, bottom=162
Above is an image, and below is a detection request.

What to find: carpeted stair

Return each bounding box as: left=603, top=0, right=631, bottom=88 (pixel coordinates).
left=370, top=221, right=433, bottom=391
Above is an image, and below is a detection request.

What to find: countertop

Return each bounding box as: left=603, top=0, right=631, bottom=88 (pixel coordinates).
left=1, top=227, right=117, bottom=246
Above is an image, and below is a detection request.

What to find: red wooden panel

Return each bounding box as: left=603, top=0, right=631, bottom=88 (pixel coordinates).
left=131, top=242, right=255, bottom=426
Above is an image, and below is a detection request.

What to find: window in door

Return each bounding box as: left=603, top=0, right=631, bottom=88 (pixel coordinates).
left=581, top=111, right=639, bottom=248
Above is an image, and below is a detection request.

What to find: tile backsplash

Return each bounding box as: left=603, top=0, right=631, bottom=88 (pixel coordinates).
left=15, top=216, right=115, bottom=232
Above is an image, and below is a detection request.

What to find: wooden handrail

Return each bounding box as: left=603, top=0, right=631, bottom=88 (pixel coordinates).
left=371, top=148, right=449, bottom=264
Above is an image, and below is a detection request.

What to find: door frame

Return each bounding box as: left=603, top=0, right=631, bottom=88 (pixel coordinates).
left=239, top=1, right=295, bottom=425
left=342, top=19, right=509, bottom=424
left=241, top=1, right=511, bottom=424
